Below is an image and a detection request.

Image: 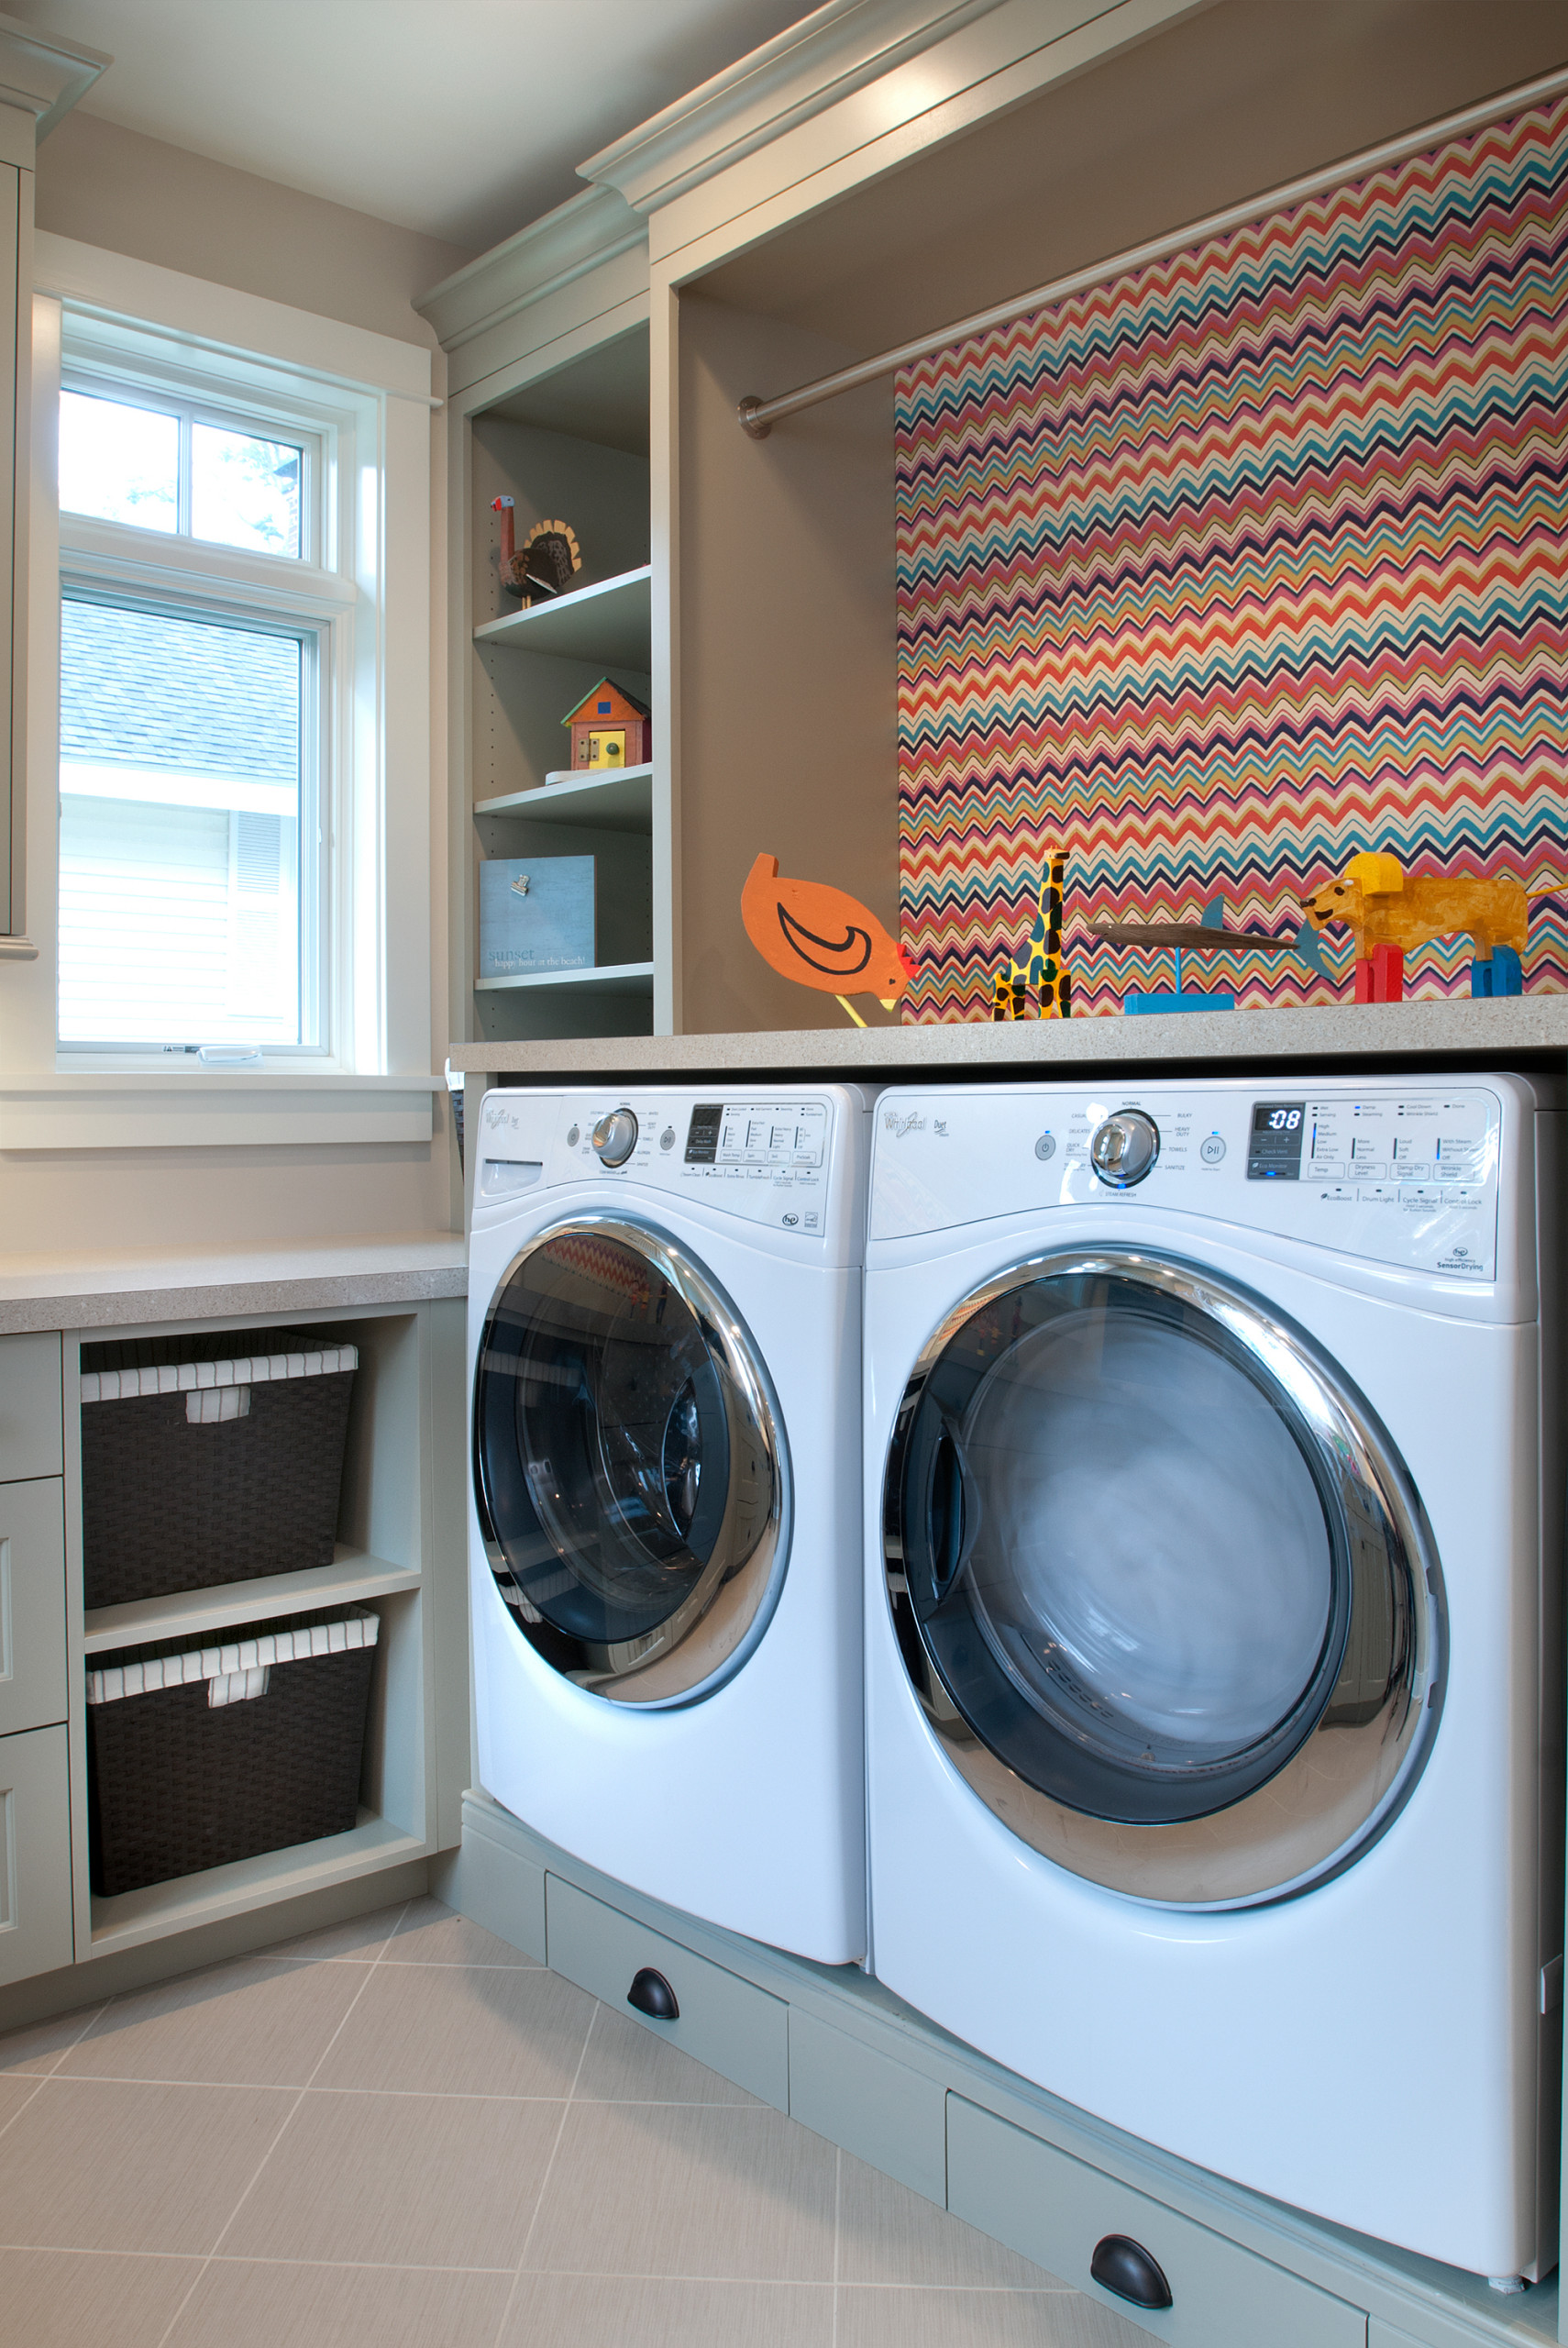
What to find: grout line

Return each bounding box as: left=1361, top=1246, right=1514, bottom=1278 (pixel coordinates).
left=486, top=1996, right=600, bottom=2347
left=832, top=2144, right=842, bottom=2348
left=149, top=1898, right=414, bottom=2348
left=0, top=2000, right=116, bottom=2144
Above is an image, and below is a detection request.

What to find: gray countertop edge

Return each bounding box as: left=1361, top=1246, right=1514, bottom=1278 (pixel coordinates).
left=0, top=1244, right=468, bottom=1335
left=448, top=995, right=1568, bottom=1078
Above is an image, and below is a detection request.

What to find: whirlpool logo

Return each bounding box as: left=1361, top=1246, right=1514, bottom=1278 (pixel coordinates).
left=883, top=1111, right=926, bottom=1139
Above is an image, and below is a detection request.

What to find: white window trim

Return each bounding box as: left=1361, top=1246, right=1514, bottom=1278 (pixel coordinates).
left=0, top=235, right=439, bottom=1149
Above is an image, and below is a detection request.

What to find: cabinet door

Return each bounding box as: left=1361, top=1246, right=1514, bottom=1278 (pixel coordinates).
left=0, top=159, right=15, bottom=935
left=0, top=1478, right=66, bottom=1737
left=0, top=1724, right=73, bottom=1988
left=0, top=1334, right=63, bottom=1479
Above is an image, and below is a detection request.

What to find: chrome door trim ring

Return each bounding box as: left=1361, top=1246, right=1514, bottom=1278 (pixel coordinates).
left=476, top=1211, right=792, bottom=1706
left=884, top=1245, right=1446, bottom=1908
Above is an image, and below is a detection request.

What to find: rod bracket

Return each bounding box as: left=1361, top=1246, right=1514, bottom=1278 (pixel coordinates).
left=737, top=394, right=772, bottom=440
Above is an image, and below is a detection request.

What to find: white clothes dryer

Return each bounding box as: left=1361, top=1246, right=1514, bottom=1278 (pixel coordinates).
left=469, top=1084, right=870, bottom=1964
left=864, top=1073, right=1562, bottom=2284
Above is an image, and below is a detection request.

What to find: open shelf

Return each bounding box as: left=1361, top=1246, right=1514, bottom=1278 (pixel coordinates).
left=83, top=1548, right=421, bottom=1656
left=88, top=1811, right=425, bottom=1957
left=475, top=763, right=653, bottom=832
left=475, top=959, right=655, bottom=997
left=473, top=565, right=651, bottom=666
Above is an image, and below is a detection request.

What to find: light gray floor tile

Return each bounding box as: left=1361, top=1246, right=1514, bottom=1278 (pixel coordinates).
left=220, top=2087, right=564, bottom=2269
left=167, top=2257, right=514, bottom=2347
left=260, top=1902, right=409, bottom=1964
left=0, top=2077, right=294, bottom=2254
left=502, top=2272, right=835, bottom=2347
left=0, top=2001, right=104, bottom=2076
left=311, top=1960, right=594, bottom=2099
left=525, top=2100, right=837, bottom=2283
left=57, top=1956, right=371, bottom=2088
left=0, top=2073, right=44, bottom=2131
left=573, top=2001, right=766, bottom=2106
left=0, top=2245, right=203, bottom=2346
left=384, top=1894, right=538, bottom=1967
left=837, top=2285, right=1159, bottom=2348
left=837, top=2148, right=1065, bottom=2288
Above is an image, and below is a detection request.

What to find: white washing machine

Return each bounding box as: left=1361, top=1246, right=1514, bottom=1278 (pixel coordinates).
left=864, top=1073, right=1562, bottom=2285
left=469, top=1083, right=870, bottom=1963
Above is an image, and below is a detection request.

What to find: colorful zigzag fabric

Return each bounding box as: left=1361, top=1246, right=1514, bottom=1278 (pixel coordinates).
left=894, top=94, right=1568, bottom=1018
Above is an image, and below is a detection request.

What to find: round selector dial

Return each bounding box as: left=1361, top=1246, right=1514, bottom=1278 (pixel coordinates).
left=591, top=1108, right=639, bottom=1168
left=1088, top=1108, right=1160, bottom=1188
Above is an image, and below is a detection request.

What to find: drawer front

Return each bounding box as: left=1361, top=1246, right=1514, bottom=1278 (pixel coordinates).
left=546, top=1875, right=789, bottom=2110
left=0, top=1335, right=63, bottom=1482
left=0, top=1724, right=74, bottom=1988
left=948, top=2096, right=1366, bottom=2348
left=0, top=1479, right=67, bottom=1739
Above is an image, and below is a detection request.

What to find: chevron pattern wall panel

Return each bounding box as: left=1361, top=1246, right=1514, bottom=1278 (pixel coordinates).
left=894, top=94, right=1568, bottom=1020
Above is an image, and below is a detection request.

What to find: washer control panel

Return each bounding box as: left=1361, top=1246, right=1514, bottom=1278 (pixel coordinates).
left=870, top=1081, right=1508, bottom=1279
left=477, top=1091, right=839, bottom=1237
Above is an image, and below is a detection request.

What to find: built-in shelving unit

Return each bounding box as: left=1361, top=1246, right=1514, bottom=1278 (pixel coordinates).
left=65, top=1299, right=463, bottom=1964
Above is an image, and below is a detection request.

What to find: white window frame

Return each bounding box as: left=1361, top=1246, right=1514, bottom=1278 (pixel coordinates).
left=0, top=235, right=438, bottom=1148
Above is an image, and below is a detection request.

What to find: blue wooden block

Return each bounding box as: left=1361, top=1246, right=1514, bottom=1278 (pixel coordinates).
left=1470, top=957, right=1492, bottom=997
left=1491, top=945, right=1522, bottom=995
left=1125, top=991, right=1235, bottom=1015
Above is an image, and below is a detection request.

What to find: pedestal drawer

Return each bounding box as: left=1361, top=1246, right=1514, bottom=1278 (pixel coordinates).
left=947, top=2095, right=1366, bottom=2348
left=0, top=1724, right=73, bottom=1988
left=0, top=1479, right=67, bottom=1739
left=0, top=1335, right=62, bottom=1481
left=546, top=1875, right=789, bottom=2110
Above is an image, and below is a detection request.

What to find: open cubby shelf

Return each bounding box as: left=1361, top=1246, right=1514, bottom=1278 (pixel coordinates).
left=473, top=564, right=651, bottom=666
left=83, top=1546, right=421, bottom=1656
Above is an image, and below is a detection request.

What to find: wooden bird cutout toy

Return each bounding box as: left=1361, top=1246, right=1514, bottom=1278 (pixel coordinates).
left=742, top=854, right=914, bottom=1024
left=491, top=498, right=581, bottom=604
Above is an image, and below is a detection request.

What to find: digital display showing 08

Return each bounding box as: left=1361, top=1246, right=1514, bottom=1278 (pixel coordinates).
left=1248, top=1101, right=1306, bottom=1180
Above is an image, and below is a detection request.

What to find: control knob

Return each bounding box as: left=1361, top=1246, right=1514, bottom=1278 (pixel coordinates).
left=1089, top=1109, right=1159, bottom=1188
left=592, top=1108, right=639, bottom=1167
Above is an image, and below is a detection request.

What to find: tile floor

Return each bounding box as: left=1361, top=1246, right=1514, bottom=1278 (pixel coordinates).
left=0, top=1896, right=1149, bottom=2347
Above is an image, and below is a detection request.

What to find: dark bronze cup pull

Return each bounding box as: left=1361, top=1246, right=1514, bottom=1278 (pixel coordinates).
left=627, top=1966, right=679, bottom=2021
left=1090, top=2233, right=1173, bottom=2309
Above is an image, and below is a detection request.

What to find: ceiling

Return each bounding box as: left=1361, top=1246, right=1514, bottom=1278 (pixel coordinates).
left=8, top=0, right=821, bottom=253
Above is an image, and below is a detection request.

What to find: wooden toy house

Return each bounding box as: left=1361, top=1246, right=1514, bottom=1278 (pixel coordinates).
left=562, top=678, right=651, bottom=771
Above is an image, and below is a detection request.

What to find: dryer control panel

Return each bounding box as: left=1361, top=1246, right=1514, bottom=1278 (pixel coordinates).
left=870, top=1080, right=1510, bottom=1282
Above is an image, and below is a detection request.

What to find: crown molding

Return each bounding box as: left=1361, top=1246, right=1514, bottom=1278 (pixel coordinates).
left=414, top=183, right=646, bottom=356
left=0, top=10, right=110, bottom=144
left=578, top=0, right=1008, bottom=214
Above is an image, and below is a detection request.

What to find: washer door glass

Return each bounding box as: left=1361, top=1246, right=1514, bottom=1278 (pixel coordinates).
left=476, top=1217, right=789, bottom=1705
left=886, top=1249, right=1441, bottom=1905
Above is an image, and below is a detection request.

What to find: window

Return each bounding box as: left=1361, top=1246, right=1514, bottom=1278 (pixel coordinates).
left=3, top=248, right=436, bottom=1147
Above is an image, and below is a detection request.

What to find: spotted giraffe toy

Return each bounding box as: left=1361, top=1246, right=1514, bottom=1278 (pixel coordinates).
left=992, top=852, right=1072, bottom=1020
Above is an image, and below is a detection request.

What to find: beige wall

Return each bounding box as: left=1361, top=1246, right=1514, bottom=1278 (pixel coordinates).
left=1, top=124, right=481, bottom=1263
left=34, top=114, right=472, bottom=349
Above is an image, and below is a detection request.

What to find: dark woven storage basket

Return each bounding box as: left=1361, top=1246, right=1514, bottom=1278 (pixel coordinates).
left=80, top=1326, right=358, bottom=1610
left=86, top=1605, right=378, bottom=1897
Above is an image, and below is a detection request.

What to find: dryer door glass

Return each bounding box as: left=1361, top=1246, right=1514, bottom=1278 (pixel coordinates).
left=475, top=1217, right=789, bottom=1705
left=885, top=1247, right=1441, bottom=1905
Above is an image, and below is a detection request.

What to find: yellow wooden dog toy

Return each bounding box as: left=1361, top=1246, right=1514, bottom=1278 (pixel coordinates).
left=1300, top=852, right=1530, bottom=1001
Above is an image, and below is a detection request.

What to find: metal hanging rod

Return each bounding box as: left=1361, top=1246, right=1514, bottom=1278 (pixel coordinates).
left=736, top=63, right=1568, bottom=438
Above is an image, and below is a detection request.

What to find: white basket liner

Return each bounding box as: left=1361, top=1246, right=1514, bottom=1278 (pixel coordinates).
left=86, top=1608, right=379, bottom=1706
left=81, top=1346, right=358, bottom=1405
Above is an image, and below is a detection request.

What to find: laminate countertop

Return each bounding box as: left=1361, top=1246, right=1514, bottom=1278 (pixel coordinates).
left=450, top=993, right=1568, bottom=1083
left=0, top=1234, right=467, bottom=1335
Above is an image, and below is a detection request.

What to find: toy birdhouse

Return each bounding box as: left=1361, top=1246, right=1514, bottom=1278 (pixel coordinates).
left=562, top=679, right=651, bottom=772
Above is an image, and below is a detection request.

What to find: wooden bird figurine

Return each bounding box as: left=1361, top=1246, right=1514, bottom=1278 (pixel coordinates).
left=742, top=854, right=914, bottom=1024
left=491, top=498, right=581, bottom=604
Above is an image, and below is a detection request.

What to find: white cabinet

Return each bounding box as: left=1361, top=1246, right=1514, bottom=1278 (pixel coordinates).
left=0, top=1723, right=72, bottom=1987
left=0, top=1475, right=66, bottom=1738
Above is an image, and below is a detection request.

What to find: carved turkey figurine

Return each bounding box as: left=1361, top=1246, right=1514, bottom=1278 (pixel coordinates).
left=490, top=498, right=582, bottom=604
left=742, top=853, right=915, bottom=1024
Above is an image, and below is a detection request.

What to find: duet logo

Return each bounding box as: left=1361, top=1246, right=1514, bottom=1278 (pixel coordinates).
left=883, top=1111, right=926, bottom=1139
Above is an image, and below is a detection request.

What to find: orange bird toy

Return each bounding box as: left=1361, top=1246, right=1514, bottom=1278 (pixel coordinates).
left=741, top=854, right=914, bottom=1024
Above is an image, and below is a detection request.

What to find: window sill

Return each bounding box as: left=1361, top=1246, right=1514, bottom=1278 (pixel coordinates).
left=0, top=1071, right=438, bottom=1149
